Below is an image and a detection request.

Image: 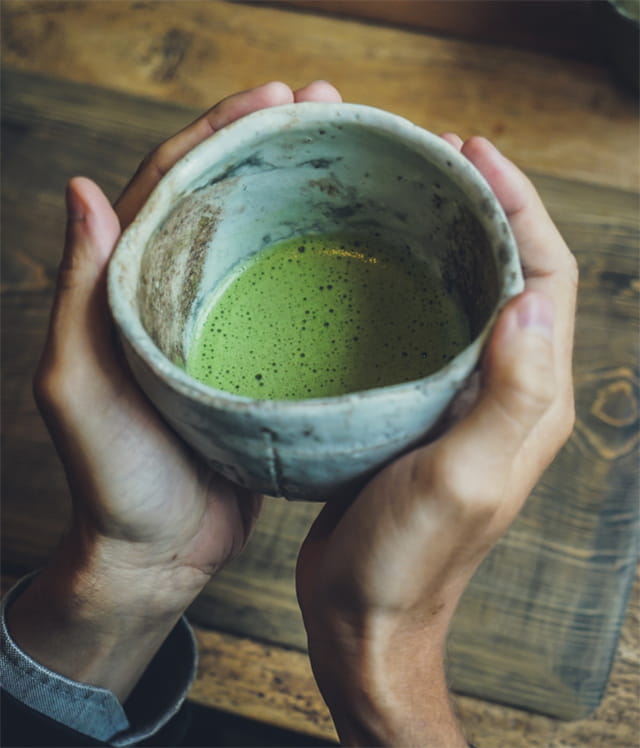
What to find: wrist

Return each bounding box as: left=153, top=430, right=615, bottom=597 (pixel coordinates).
left=307, top=615, right=467, bottom=747
left=6, top=524, right=209, bottom=700
left=55, top=518, right=213, bottom=618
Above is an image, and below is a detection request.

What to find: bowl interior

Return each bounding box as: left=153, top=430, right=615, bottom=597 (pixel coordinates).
left=132, top=106, right=505, bottom=391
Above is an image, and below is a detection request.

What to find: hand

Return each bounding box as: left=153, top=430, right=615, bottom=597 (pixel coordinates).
left=8, top=81, right=343, bottom=700
left=296, top=136, right=578, bottom=747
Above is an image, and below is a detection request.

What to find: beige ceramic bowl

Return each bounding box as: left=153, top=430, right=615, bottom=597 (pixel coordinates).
left=108, top=103, right=523, bottom=501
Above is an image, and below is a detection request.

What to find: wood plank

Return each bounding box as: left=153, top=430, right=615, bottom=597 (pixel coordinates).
left=190, top=627, right=338, bottom=743
left=1, top=69, right=638, bottom=740
left=278, top=0, right=603, bottom=62
left=2, top=563, right=639, bottom=747
left=2, top=0, right=638, bottom=191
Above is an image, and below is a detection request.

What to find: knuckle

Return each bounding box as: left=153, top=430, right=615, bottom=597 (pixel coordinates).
left=512, top=368, right=555, bottom=417
left=554, top=394, right=576, bottom=446
left=504, top=340, right=556, bottom=417
left=138, top=145, right=165, bottom=180
left=148, top=141, right=171, bottom=177
left=137, top=149, right=154, bottom=173
left=32, top=365, right=60, bottom=416
left=55, top=262, right=79, bottom=293
left=430, top=447, right=500, bottom=524
left=565, top=250, right=579, bottom=287
left=32, top=351, right=76, bottom=420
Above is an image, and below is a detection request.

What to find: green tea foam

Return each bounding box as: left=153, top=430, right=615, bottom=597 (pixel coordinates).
left=186, top=234, right=470, bottom=399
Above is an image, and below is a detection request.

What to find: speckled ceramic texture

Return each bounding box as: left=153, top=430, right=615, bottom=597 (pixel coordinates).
left=108, top=103, right=523, bottom=501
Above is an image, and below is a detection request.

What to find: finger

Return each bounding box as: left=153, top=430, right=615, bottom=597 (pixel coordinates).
left=293, top=80, right=343, bottom=103
left=461, top=136, right=577, bottom=390
left=426, top=291, right=556, bottom=511
left=460, top=137, right=576, bottom=281
left=114, top=81, right=295, bottom=228
left=440, top=132, right=463, bottom=150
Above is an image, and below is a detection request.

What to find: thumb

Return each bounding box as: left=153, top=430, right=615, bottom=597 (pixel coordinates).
left=477, top=289, right=556, bottom=442
left=37, top=177, right=121, bottom=399
left=432, top=291, right=556, bottom=501
left=49, top=178, right=121, bottom=348
left=59, top=177, right=121, bottom=294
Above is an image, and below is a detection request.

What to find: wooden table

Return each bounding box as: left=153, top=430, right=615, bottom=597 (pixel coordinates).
left=2, top=2, right=639, bottom=746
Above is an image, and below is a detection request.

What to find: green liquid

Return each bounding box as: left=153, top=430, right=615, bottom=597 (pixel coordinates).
left=186, top=235, right=470, bottom=399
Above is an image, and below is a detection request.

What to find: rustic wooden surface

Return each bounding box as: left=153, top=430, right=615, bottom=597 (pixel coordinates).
left=2, top=1, right=639, bottom=745
left=2, top=65, right=639, bottom=748
left=279, top=0, right=603, bottom=61
left=2, top=0, right=638, bottom=191
left=190, top=579, right=640, bottom=747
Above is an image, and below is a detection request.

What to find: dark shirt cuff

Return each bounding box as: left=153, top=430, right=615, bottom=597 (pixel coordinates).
left=1, top=574, right=197, bottom=746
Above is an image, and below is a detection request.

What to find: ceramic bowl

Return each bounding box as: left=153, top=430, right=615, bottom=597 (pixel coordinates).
left=108, top=102, right=523, bottom=501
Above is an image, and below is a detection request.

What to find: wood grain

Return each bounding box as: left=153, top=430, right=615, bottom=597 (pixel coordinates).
left=190, top=627, right=338, bottom=742
left=2, top=1, right=639, bottom=737
left=278, top=0, right=603, bottom=61
left=2, top=0, right=638, bottom=192
left=189, top=574, right=640, bottom=747
left=2, top=67, right=638, bottom=739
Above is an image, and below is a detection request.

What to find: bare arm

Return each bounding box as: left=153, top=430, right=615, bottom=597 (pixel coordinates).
left=7, top=81, right=344, bottom=703
left=296, top=136, right=577, bottom=746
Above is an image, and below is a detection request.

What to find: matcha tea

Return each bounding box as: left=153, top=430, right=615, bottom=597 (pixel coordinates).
left=186, top=235, right=470, bottom=399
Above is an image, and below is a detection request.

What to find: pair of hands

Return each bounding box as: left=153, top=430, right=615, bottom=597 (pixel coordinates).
left=10, top=81, right=577, bottom=745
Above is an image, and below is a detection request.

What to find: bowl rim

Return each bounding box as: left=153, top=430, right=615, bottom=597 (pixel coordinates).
left=107, top=101, right=523, bottom=414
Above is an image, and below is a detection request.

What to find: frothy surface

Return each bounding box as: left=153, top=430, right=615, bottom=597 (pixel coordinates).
left=187, top=235, right=470, bottom=399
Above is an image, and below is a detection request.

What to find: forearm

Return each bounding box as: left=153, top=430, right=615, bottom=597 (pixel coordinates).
left=308, top=620, right=467, bottom=747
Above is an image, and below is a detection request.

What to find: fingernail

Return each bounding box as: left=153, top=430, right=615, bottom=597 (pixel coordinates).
left=516, top=293, right=554, bottom=339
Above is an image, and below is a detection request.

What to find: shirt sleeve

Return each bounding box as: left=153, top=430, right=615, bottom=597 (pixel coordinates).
left=0, top=574, right=198, bottom=746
